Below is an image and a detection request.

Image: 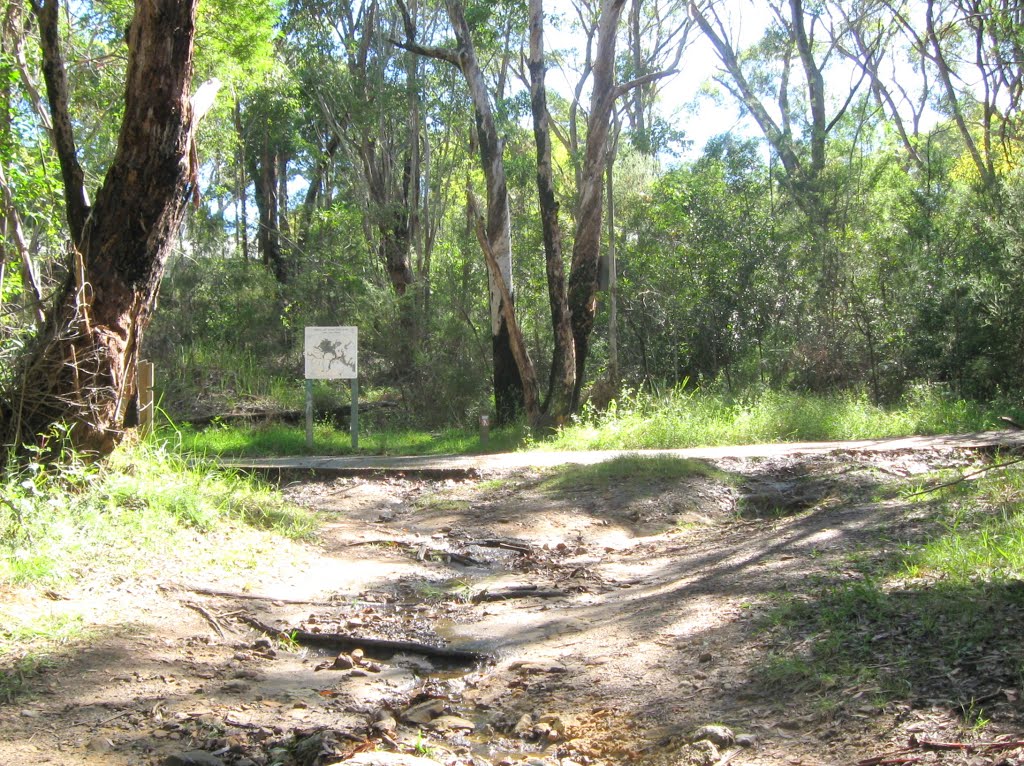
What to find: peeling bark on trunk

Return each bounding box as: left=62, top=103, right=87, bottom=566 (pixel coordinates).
left=567, top=0, right=626, bottom=409
left=1, top=0, right=201, bottom=456
left=444, top=0, right=522, bottom=424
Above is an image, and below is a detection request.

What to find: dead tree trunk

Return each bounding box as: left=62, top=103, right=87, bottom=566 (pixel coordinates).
left=1, top=0, right=205, bottom=457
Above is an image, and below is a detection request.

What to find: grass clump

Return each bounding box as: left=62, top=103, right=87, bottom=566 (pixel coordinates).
left=540, top=454, right=730, bottom=492
left=172, top=421, right=527, bottom=458
left=754, top=463, right=1024, bottom=711
left=546, top=385, right=1002, bottom=451
left=0, top=439, right=316, bottom=587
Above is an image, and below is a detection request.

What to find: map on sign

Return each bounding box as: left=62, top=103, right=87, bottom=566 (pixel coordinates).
left=304, top=326, right=358, bottom=379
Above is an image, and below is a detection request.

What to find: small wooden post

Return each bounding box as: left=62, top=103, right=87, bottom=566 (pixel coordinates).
left=305, top=379, right=314, bottom=449
left=138, top=360, right=155, bottom=436
left=480, top=413, right=490, bottom=448
left=350, top=378, right=359, bottom=450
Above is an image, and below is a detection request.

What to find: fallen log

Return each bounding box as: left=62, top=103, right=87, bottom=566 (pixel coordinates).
left=346, top=539, right=483, bottom=567
left=181, top=401, right=399, bottom=429
left=464, top=538, right=533, bottom=555
left=471, top=585, right=567, bottom=603
left=238, top=614, right=489, bottom=665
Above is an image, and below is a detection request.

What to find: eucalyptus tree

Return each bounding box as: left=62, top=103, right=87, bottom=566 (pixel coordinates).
left=397, top=0, right=529, bottom=424
left=0, top=0, right=213, bottom=456
left=236, top=79, right=301, bottom=282
left=284, top=0, right=430, bottom=298
left=691, top=0, right=871, bottom=384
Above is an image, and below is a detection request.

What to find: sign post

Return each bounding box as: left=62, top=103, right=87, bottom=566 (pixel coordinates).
left=304, top=327, right=358, bottom=449
left=138, top=360, right=155, bottom=437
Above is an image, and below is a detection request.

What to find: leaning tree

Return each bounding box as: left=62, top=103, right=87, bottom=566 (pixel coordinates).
left=0, top=0, right=210, bottom=459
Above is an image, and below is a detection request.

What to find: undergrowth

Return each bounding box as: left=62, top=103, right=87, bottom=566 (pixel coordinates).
left=0, top=438, right=316, bottom=699
left=755, top=461, right=1024, bottom=717
left=546, top=385, right=1005, bottom=451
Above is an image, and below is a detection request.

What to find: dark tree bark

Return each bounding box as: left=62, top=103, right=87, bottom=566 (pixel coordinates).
left=1, top=0, right=205, bottom=456
left=528, top=0, right=575, bottom=425
left=250, top=135, right=288, bottom=282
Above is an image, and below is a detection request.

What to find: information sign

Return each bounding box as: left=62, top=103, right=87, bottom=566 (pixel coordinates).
left=304, top=326, right=358, bottom=380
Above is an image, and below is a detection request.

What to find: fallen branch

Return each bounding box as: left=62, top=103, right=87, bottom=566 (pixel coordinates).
left=71, top=709, right=133, bottom=728
left=182, top=401, right=398, bottom=429
left=860, top=736, right=1024, bottom=765
left=904, top=456, right=1024, bottom=497
left=182, top=600, right=227, bottom=638
left=915, top=737, right=1024, bottom=753
left=347, top=539, right=482, bottom=567
left=471, top=585, right=567, bottom=603
left=464, top=538, right=533, bottom=555
left=855, top=753, right=919, bottom=766
left=238, top=614, right=489, bottom=665
left=166, top=583, right=355, bottom=606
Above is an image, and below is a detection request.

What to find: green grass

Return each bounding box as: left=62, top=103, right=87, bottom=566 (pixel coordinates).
left=908, top=463, right=1024, bottom=581
left=163, top=385, right=1010, bottom=459
left=170, top=420, right=529, bottom=458
left=544, top=385, right=1005, bottom=451
left=0, top=440, right=316, bottom=587
left=539, top=454, right=731, bottom=492
left=754, top=463, right=1024, bottom=713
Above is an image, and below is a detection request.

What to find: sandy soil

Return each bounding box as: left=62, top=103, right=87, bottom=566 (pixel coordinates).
left=1, top=443, right=1022, bottom=766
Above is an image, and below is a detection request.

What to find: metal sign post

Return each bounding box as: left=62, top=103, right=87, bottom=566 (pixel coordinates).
left=304, top=326, right=359, bottom=450
left=305, top=379, right=314, bottom=449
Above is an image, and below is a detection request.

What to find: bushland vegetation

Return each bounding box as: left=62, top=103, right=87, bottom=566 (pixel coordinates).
left=0, top=0, right=1022, bottom=451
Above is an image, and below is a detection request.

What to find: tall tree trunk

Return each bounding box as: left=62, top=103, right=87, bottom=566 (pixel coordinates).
left=567, top=0, right=626, bottom=409
left=251, top=137, right=287, bottom=282
left=1, top=0, right=204, bottom=456
left=444, top=0, right=523, bottom=424
left=528, top=0, right=575, bottom=425
left=233, top=98, right=250, bottom=260
left=398, top=0, right=545, bottom=423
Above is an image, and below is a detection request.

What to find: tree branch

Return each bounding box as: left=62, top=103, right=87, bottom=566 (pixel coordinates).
left=390, top=38, right=460, bottom=68
left=614, top=67, right=678, bottom=100
left=31, top=0, right=90, bottom=247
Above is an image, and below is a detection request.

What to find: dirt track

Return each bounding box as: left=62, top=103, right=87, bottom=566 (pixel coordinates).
left=2, top=435, right=1023, bottom=766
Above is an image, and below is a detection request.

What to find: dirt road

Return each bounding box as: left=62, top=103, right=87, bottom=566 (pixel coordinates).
left=2, top=434, right=1023, bottom=766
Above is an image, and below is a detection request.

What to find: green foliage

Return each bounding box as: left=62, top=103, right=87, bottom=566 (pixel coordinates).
left=539, top=454, right=730, bottom=492
left=0, top=441, right=315, bottom=587
left=755, top=464, right=1024, bottom=707
left=546, top=386, right=1001, bottom=451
